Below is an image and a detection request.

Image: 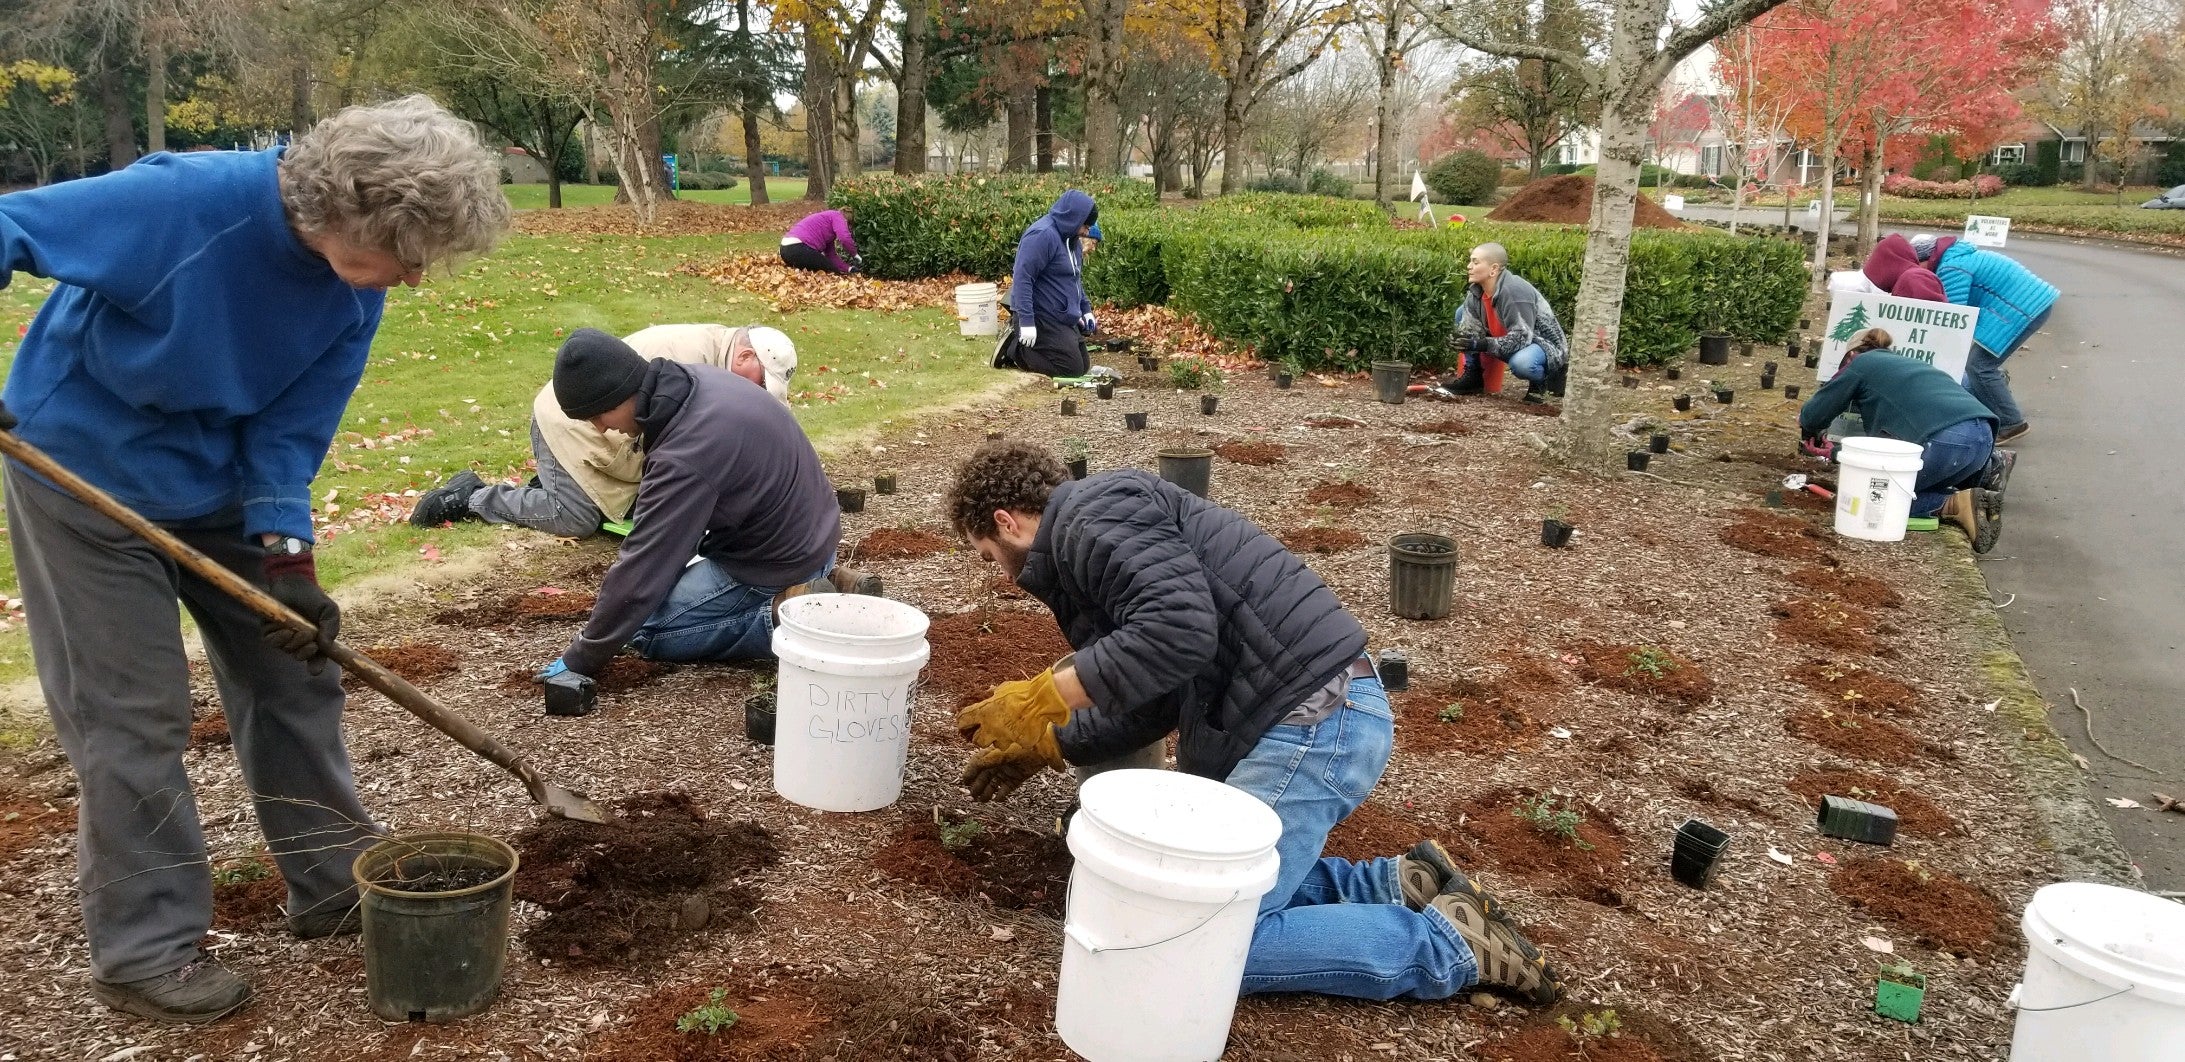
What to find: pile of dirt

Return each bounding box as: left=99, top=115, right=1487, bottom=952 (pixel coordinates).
left=1672, top=776, right=1772, bottom=816
left=1719, top=509, right=1835, bottom=564
left=341, top=643, right=460, bottom=691
left=1487, top=176, right=1686, bottom=230
left=1214, top=441, right=1285, bottom=465
left=1412, top=419, right=1474, bottom=436
left=0, top=790, right=74, bottom=862
left=514, top=591, right=596, bottom=620
left=592, top=972, right=981, bottom=1062
left=1828, top=858, right=2001, bottom=956
left=1784, top=566, right=1904, bottom=609
left=1772, top=599, right=1883, bottom=656
left=189, top=711, right=231, bottom=748
left=1395, top=661, right=1564, bottom=757
left=513, top=200, right=812, bottom=238
left=1282, top=527, right=1367, bottom=553
left=1784, top=708, right=1929, bottom=766
left=851, top=527, right=953, bottom=562
left=1452, top=789, right=1628, bottom=907
left=512, top=792, right=778, bottom=966
left=923, top=610, right=1073, bottom=703
left=1304, top=481, right=1379, bottom=508
left=1323, top=800, right=1443, bottom=861
left=1305, top=415, right=1367, bottom=429
left=598, top=657, right=667, bottom=694
left=1787, top=660, right=1921, bottom=716
left=1479, top=1006, right=1711, bottom=1062
left=983, top=574, right=1028, bottom=599
left=1787, top=770, right=1958, bottom=836
left=1570, top=643, right=1715, bottom=706
left=211, top=855, right=285, bottom=930
left=685, top=255, right=977, bottom=314
left=871, top=815, right=1072, bottom=916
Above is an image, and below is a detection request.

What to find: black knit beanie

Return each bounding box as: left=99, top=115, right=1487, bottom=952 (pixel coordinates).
left=553, top=328, right=648, bottom=419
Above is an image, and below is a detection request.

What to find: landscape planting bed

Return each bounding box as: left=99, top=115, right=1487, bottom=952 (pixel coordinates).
left=0, top=310, right=2093, bottom=1061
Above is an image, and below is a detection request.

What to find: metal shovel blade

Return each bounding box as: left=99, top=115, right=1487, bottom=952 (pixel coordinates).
left=531, top=778, right=612, bottom=824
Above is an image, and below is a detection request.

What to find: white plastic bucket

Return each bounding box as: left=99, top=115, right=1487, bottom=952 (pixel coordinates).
left=1834, top=436, right=1924, bottom=542
left=955, top=282, right=999, bottom=337
left=770, top=594, right=930, bottom=812
left=2010, top=882, right=2185, bottom=1060
left=1056, top=769, right=1284, bottom=1062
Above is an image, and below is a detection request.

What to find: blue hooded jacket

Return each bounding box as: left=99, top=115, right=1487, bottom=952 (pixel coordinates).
left=1010, top=190, right=1095, bottom=330
left=1935, top=242, right=2058, bottom=360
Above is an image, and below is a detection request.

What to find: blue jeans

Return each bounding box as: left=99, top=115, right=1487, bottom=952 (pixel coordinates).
left=1964, top=304, right=2049, bottom=429
left=626, top=557, right=830, bottom=662
left=1227, top=676, right=1478, bottom=1000
left=1497, top=343, right=1549, bottom=383
left=1912, top=418, right=1995, bottom=516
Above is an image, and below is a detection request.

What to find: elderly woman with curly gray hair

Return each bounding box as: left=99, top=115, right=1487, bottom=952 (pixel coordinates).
left=0, top=94, right=508, bottom=1024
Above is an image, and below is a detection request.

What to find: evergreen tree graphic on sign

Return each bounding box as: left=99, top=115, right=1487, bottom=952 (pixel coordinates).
left=1829, top=302, right=1872, bottom=342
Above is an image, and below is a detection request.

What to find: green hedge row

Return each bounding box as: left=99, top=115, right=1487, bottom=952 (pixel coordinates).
left=828, top=174, right=1156, bottom=280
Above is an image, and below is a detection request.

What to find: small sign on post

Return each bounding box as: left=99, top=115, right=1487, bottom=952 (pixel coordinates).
left=1817, top=290, right=1981, bottom=383
left=1663, top=193, right=1686, bottom=212
left=1962, top=214, right=2011, bottom=247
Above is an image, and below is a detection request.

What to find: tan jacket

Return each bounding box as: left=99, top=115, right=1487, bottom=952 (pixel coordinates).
left=533, top=324, right=750, bottom=521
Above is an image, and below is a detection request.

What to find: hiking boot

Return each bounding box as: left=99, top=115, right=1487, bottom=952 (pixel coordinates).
left=91, top=952, right=251, bottom=1025
left=1523, top=378, right=1547, bottom=402
left=830, top=566, right=882, bottom=596
left=1442, top=359, right=1485, bottom=396
left=1543, top=363, right=1568, bottom=397
left=1972, top=489, right=2003, bottom=554
left=1398, top=839, right=1496, bottom=914
left=1938, top=490, right=1980, bottom=545
left=1996, top=421, right=2031, bottom=444
left=408, top=470, right=484, bottom=527
left=1428, top=886, right=1562, bottom=1005
left=1979, top=449, right=2015, bottom=520
left=290, top=905, right=361, bottom=939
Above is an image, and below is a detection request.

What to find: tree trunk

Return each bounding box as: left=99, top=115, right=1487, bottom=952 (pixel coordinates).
left=1552, top=98, right=1648, bottom=471
left=743, top=101, right=771, bottom=203
left=1035, top=86, right=1054, bottom=173
left=584, top=122, right=600, bottom=184
left=98, top=65, right=136, bottom=170
left=1219, top=81, right=1251, bottom=194
left=290, top=59, right=314, bottom=134
left=1373, top=16, right=1400, bottom=208
left=1857, top=136, right=1886, bottom=258
left=1081, top=0, right=1129, bottom=175
left=1005, top=80, right=1035, bottom=172
left=894, top=0, right=929, bottom=175
left=1810, top=132, right=1841, bottom=290
left=145, top=36, right=166, bottom=155
left=804, top=23, right=836, bottom=201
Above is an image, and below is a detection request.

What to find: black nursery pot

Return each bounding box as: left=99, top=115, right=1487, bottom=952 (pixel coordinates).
left=1138, top=354, right=1162, bottom=372
left=1665, top=367, right=1682, bottom=381
left=1376, top=649, right=1409, bottom=691
left=1739, top=342, right=1754, bottom=358
left=1673, top=395, right=1693, bottom=412
left=1097, top=381, right=1116, bottom=399
left=1787, top=338, right=1802, bottom=361
left=1156, top=447, right=1214, bottom=498
left=1649, top=432, right=1670, bottom=454
left=1759, top=374, right=1777, bottom=391
left=1672, top=817, right=1733, bottom=889
left=1201, top=395, right=1221, bottom=415
left=1785, top=385, right=1802, bottom=400
left=1276, top=371, right=1294, bottom=390
left=836, top=486, right=867, bottom=513
left=1124, top=411, right=1148, bottom=430
left=1067, top=457, right=1089, bottom=480
left=1626, top=450, right=1652, bottom=472
left=1804, top=354, right=1820, bottom=369
left=1061, top=398, right=1079, bottom=416
left=1698, top=334, right=1731, bottom=365
left=543, top=672, right=596, bottom=718
left=1764, top=361, right=1779, bottom=374
left=1714, top=389, right=1735, bottom=404
left=1817, top=795, right=1899, bottom=846
left=1372, top=360, right=1411, bottom=405
left=1541, top=519, right=1574, bottom=549
left=745, top=692, right=777, bottom=746
left=874, top=474, right=897, bottom=495
left=1621, top=375, right=1640, bottom=389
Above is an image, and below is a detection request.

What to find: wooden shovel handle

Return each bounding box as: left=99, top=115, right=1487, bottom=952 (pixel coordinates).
left=0, top=430, right=546, bottom=789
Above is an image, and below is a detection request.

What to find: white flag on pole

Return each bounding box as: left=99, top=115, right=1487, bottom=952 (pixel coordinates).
left=1410, top=169, right=1435, bottom=224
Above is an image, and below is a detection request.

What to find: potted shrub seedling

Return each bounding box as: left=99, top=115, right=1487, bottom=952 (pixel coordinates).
left=874, top=473, right=897, bottom=495
left=1673, top=394, right=1693, bottom=412
left=836, top=485, right=867, bottom=512
left=1201, top=394, right=1221, bottom=415
left=1665, top=366, right=1682, bottom=381
left=1764, top=360, right=1780, bottom=374
left=1804, top=353, right=1820, bottom=369
left=1124, top=411, right=1148, bottom=431
left=1063, top=437, right=1091, bottom=479
left=1540, top=505, right=1574, bottom=548
left=1649, top=432, right=1671, bottom=454
left=1096, top=379, right=1116, bottom=400
left=1785, top=385, right=1802, bottom=400
left=1061, top=396, right=1079, bottom=416
left=1138, top=352, right=1162, bottom=372
left=744, top=691, right=776, bottom=745
left=1874, top=963, right=1926, bottom=1023
left=1376, top=648, right=1409, bottom=690
left=1712, top=381, right=1735, bottom=404
left=1626, top=450, right=1652, bottom=471
left=1620, top=374, right=1640, bottom=389
left=1739, top=341, right=1754, bottom=358
left=1696, top=272, right=1731, bottom=364
left=1276, top=357, right=1300, bottom=390
left=1168, top=357, right=1221, bottom=392
left=1759, top=372, right=1776, bottom=391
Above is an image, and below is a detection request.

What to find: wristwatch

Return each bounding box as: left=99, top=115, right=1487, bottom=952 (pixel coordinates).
left=267, top=535, right=313, bottom=556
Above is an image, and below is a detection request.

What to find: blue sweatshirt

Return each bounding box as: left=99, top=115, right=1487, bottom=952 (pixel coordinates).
left=0, top=149, right=384, bottom=540
left=1010, top=190, right=1095, bottom=330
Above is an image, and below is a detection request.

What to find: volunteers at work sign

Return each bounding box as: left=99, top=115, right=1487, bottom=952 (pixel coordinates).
left=1816, top=290, right=1980, bottom=382
left=1962, top=215, right=2011, bottom=247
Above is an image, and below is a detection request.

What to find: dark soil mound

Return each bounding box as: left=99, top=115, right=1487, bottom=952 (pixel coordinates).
left=1323, top=800, right=1443, bottom=861
left=1784, top=566, right=1904, bottom=609
left=342, top=643, right=460, bottom=691
left=1480, top=1006, right=1712, bottom=1062
left=189, top=711, right=231, bottom=747
left=1452, top=789, right=1628, bottom=907
left=923, top=610, right=1073, bottom=703
left=1720, top=509, right=1835, bottom=564
left=597, top=656, right=667, bottom=694
left=1570, top=643, right=1715, bottom=706
left=1772, top=599, right=1882, bottom=656
left=1488, top=175, right=1685, bottom=230
left=1395, top=660, right=1564, bottom=758
left=211, top=855, right=285, bottom=929
left=1304, top=481, right=1379, bottom=508
left=872, top=815, right=1072, bottom=916
left=1784, top=708, right=1929, bottom=766
left=1787, top=660, right=1921, bottom=716
left=593, top=972, right=981, bottom=1061
left=513, top=591, right=596, bottom=619
left=1829, top=858, right=2001, bottom=956
left=1282, top=527, right=1366, bottom=553
left=851, top=527, right=953, bottom=562
left=1787, top=770, right=1958, bottom=836
left=431, top=596, right=521, bottom=627
left=511, top=791, right=778, bottom=966
left=1214, top=441, right=1285, bottom=465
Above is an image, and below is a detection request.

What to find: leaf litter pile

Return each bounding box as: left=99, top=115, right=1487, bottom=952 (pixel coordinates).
left=686, top=254, right=979, bottom=313
left=0, top=303, right=2092, bottom=1061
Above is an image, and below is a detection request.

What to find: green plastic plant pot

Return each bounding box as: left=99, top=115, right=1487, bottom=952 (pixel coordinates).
left=1874, top=969, right=1926, bottom=1023
left=355, top=832, right=518, bottom=1023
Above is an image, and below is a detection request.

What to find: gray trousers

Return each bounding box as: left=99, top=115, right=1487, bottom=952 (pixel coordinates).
left=4, top=464, right=379, bottom=982
left=467, top=420, right=606, bottom=538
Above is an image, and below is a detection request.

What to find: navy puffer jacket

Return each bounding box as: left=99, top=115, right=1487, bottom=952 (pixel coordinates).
left=1014, top=471, right=1369, bottom=780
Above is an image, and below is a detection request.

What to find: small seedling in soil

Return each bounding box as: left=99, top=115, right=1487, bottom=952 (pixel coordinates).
left=1514, top=793, right=1594, bottom=850
left=1167, top=357, right=1222, bottom=391
left=676, top=988, right=740, bottom=1035
left=1063, top=436, right=1090, bottom=462
left=212, top=856, right=272, bottom=887
left=937, top=816, right=986, bottom=851
left=1438, top=702, right=1466, bottom=723
left=1624, top=647, right=1677, bottom=680
left=1556, top=1008, right=1623, bottom=1041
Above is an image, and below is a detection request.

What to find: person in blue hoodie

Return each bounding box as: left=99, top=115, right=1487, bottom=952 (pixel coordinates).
left=0, top=95, right=508, bottom=1024
left=1006, top=190, right=1099, bottom=377
left=1911, top=233, right=2057, bottom=442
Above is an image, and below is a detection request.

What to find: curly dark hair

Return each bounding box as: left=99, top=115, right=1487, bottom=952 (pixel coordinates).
left=944, top=439, right=1070, bottom=540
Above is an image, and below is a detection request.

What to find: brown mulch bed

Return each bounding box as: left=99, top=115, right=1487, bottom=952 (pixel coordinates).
left=591, top=971, right=982, bottom=1062
left=871, top=816, right=1072, bottom=916
left=849, top=527, right=954, bottom=562
left=1787, top=770, right=1959, bottom=837
left=0, top=790, right=74, bottom=863
left=211, top=855, right=285, bottom=930
left=514, top=591, right=596, bottom=620
left=1784, top=566, right=1905, bottom=609
left=1489, top=176, right=1686, bottom=229
left=1282, top=527, right=1367, bottom=553
left=1773, top=599, right=1884, bottom=656
left=1829, top=858, right=2003, bottom=956
left=1303, top=480, right=1379, bottom=508
left=1214, top=440, right=1286, bottom=465
left=1478, top=1006, right=1713, bottom=1062
left=1394, top=655, right=1566, bottom=758
left=1784, top=708, right=1930, bottom=766
left=1787, top=660, right=1923, bottom=716
left=1570, top=643, right=1715, bottom=705
left=685, top=255, right=979, bottom=314
left=1412, top=419, right=1474, bottom=436
left=1450, top=789, right=1629, bottom=907
left=923, top=609, right=1072, bottom=703
left=341, top=642, right=460, bottom=690
left=1719, top=509, right=1836, bottom=564
left=512, top=200, right=812, bottom=238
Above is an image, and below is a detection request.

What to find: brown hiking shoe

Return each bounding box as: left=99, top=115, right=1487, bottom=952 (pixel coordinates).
left=91, top=952, right=251, bottom=1024
left=1938, top=489, right=1979, bottom=544
left=830, top=565, right=882, bottom=596
left=1429, top=887, right=1562, bottom=1005
left=1399, top=839, right=1496, bottom=915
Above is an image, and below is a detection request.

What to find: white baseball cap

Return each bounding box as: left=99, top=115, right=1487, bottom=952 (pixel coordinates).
left=745, top=326, right=797, bottom=400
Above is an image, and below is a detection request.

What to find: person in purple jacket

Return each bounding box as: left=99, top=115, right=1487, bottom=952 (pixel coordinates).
left=0, top=96, right=507, bottom=1024
left=780, top=208, right=862, bottom=273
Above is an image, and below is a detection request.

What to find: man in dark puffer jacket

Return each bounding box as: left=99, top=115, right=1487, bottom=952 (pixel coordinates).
left=942, top=440, right=1562, bottom=1004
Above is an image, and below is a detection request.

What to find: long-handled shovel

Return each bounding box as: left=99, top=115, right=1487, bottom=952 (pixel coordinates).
left=0, top=428, right=610, bottom=824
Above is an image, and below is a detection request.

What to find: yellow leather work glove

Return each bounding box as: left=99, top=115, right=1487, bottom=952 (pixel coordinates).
left=960, top=744, right=1057, bottom=803
left=955, top=668, right=1071, bottom=760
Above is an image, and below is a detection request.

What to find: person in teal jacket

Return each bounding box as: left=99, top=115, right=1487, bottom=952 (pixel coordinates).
left=0, top=96, right=507, bottom=1024
left=1912, top=234, right=2057, bottom=442
left=1799, top=329, right=2012, bottom=552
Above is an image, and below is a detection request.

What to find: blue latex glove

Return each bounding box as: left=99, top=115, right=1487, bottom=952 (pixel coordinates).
left=537, top=658, right=570, bottom=681
left=1080, top=313, right=1098, bottom=333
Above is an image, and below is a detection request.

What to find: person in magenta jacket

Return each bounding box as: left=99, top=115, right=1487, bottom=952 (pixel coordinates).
left=781, top=209, right=861, bottom=273
left=0, top=96, right=507, bottom=1025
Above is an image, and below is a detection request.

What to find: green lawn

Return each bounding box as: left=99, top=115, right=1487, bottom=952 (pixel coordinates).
left=0, top=227, right=1015, bottom=685
left=1874, top=187, right=2185, bottom=239
left=503, top=178, right=811, bottom=210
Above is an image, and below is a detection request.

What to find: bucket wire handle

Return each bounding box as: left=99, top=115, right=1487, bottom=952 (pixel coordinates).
left=2010, top=984, right=2134, bottom=1012
left=1061, top=887, right=1248, bottom=955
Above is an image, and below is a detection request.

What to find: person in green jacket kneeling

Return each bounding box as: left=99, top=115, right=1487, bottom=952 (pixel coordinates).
left=1799, top=329, right=2014, bottom=553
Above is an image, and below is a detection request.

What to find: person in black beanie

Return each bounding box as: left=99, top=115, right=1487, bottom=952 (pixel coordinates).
left=533, top=329, right=874, bottom=682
